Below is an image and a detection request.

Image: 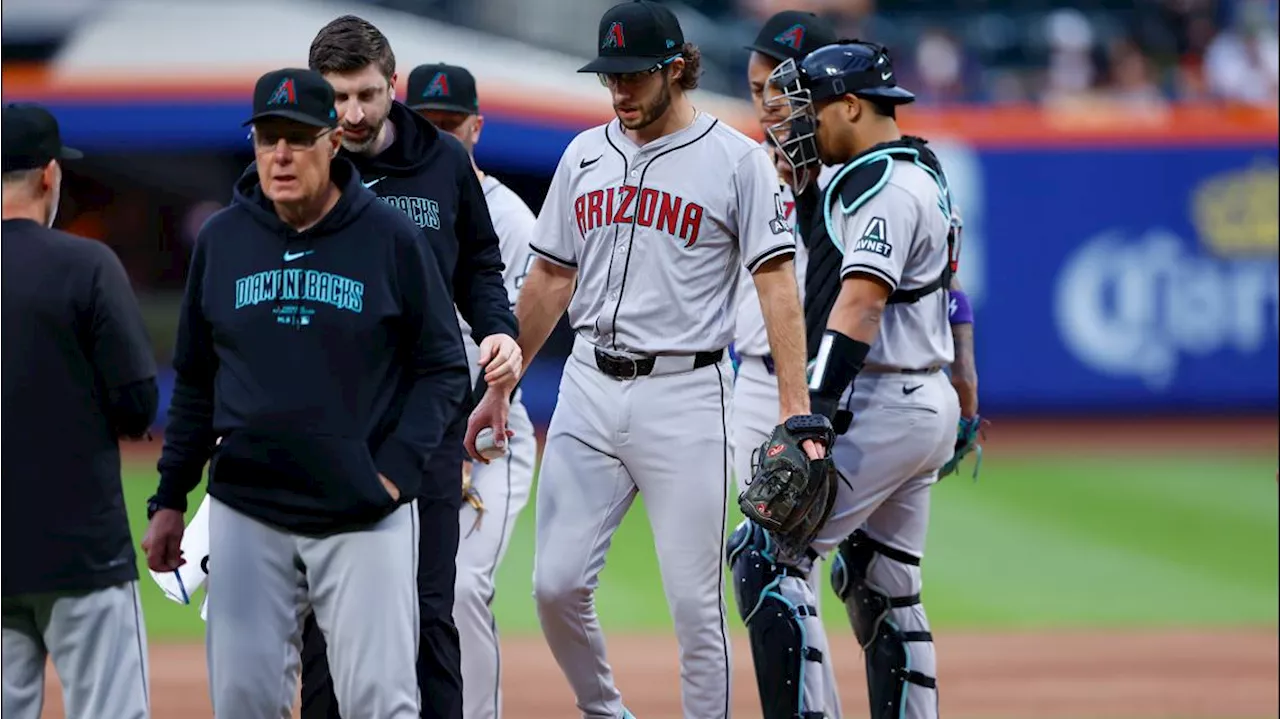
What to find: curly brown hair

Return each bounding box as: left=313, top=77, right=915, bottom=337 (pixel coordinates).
left=308, top=15, right=396, bottom=80
left=673, top=42, right=702, bottom=91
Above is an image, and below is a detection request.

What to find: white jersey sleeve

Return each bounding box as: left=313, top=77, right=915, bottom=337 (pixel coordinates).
left=458, top=176, right=539, bottom=393
left=528, top=148, right=579, bottom=269
left=837, top=183, right=919, bottom=292
left=733, top=145, right=796, bottom=273
left=732, top=182, right=796, bottom=358
left=481, top=176, right=537, bottom=307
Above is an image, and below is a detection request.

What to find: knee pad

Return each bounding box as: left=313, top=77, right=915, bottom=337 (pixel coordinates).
left=830, top=530, right=937, bottom=719
left=727, top=520, right=826, bottom=719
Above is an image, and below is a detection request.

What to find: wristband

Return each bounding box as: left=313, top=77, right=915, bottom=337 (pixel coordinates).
left=147, top=492, right=186, bottom=518
left=808, top=330, right=871, bottom=421
left=948, top=289, right=974, bottom=325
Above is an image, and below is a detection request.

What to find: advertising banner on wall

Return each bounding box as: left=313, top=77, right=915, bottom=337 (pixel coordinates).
left=960, top=144, right=1278, bottom=412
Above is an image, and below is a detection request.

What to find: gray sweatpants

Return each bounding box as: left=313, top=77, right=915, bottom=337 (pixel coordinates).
left=206, top=496, right=420, bottom=719
left=1, top=581, right=150, bottom=719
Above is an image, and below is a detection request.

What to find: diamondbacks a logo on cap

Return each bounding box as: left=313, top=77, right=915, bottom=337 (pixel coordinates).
left=774, top=23, right=805, bottom=50
left=602, top=21, right=625, bottom=49
left=424, top=72, right=450, bottom=98
left=267, top=78, right=297, bottom=106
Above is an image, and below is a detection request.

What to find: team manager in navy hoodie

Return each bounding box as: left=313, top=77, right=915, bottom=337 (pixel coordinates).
left=141, top=68, right=469, bottom=719
left=300, top=17, right=523, bottom=719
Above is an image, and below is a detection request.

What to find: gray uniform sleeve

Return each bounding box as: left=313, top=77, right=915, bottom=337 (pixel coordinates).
left=733, top=145, right=795, bottom=273
left=494, top=197, right=537, bottom=306
left=529, top=152, right=579, bottom=268
left=837, top=183, right=920, bottom=292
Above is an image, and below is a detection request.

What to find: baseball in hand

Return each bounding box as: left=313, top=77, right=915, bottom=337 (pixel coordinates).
left=475, top=428, right=506, bottom=461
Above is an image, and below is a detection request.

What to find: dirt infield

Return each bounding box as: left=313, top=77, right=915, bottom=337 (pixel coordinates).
left=38, top=628, right=1279, bottom=718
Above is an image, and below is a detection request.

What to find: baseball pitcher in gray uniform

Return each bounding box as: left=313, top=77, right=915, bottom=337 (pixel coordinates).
left=465, top=2, right=818, bottom=717
left=726, top=41, right=964, bottom=719
left=406, top=62, right=539, bottom=719
left=730, top=10, right=843, bottom=719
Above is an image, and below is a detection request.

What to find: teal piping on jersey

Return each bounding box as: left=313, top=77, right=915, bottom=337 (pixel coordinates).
left=823, top=152, right=894, bottom=254
left=821, top=147, right=954, bottom=255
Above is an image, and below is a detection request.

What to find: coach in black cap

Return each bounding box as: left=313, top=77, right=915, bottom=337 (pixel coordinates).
left=143, top=65, right=468, bottom=718
left=2, top=103, right=83, bottom=173
left=233, top=67, right=342, bottom=208
left=3, top=102, right=157, bottom=719
left=243, top=67, right=341, bottom=129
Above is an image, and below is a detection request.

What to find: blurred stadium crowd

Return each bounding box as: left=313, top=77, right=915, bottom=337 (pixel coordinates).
left=365, top=0, right=1280, bottom=107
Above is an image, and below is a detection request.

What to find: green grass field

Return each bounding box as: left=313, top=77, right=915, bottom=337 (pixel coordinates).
left=122, top=451, right=1279, bottom=641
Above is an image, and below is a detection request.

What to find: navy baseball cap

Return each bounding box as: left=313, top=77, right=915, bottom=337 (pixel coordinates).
left=407, top=63, right=479, bottom=114
left=2, top=104, right=82, bottom=173
left=579, top=0, right=685, bottom=75
left=243, top=68, right=339, bottom=129
left=746, top=10, right=837, bottom=63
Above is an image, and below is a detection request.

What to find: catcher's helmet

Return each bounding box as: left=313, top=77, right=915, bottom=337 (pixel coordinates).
left=791, top=41, right=915, bottom=105
left=764, top=40, right=913, bottom=192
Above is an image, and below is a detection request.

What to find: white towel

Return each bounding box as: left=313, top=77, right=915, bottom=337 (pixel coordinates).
left=147, top=493, right=211, bottom=610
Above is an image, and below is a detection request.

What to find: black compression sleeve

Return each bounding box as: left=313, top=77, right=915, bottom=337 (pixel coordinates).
left=808, top=329, right=871, bottom=421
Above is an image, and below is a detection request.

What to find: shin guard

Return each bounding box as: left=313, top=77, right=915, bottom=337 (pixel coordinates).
left=831, top=530, right=938, bottom=719
left=727, top=520, right=828, bottom=719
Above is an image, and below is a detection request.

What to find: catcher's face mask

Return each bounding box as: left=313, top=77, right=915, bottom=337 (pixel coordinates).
left=764, top=58, right=822, bottom=195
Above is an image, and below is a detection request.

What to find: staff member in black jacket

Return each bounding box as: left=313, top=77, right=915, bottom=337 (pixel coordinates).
left=302, top=15, right=522, bottom=719
left=140, top=69, right=470, bottom=719
left=1, top=103, right=158, bottom=719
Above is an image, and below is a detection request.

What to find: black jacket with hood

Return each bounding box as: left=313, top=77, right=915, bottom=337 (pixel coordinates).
left=344, top=102, right=516, bottom=362
left=154, top=157, right=470, bottom=536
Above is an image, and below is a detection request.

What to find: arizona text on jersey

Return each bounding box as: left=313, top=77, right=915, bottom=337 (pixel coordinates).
left=530, top=111, right=797, bottom=355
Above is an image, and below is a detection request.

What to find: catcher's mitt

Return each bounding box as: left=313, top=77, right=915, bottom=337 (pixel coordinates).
left=738, top=414, right=838, bottom=562
left=939, top=414, right=988, bottom=480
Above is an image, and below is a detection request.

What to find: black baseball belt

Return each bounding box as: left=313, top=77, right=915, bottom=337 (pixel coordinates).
left=593, top=347, right=724, bottom=379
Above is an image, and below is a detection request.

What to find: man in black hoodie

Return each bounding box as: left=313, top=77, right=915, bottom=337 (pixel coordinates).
left=300, top=15, right=522, bottom=719
left=140, top=68, right=469, bottom=719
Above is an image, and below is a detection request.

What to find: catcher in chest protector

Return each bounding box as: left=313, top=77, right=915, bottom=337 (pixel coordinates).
left=728, top=39, right=979, bottom=719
